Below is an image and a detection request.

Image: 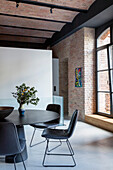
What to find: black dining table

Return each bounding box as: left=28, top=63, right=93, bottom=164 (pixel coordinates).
left=3, top=109, right=59, bottom=163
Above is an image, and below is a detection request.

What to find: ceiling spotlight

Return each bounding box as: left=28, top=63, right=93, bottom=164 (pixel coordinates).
left=50, top=8, right=53, bottom=14
left=16, top=2, right=19, bottom=8
left=15, top=0, right=19, bottom=8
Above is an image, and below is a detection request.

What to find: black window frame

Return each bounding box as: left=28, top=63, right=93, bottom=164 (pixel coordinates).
left=96, top=22, right=113, bottom=118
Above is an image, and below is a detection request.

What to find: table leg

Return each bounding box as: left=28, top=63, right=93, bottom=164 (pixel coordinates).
left=5, top=125, right=28, bottom=163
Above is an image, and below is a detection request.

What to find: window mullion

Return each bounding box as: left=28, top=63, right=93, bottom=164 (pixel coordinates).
left=107, top=46, right=112, bottom=115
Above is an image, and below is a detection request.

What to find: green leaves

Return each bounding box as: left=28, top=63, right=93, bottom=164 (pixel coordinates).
left=12, top=83, right=39, bottom=105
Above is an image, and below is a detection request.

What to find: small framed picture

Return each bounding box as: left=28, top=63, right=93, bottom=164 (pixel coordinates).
left=75, top=68, right=82, bottom=87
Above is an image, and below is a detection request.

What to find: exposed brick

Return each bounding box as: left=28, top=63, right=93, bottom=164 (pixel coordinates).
left=51, top=27, right=96, bottom=121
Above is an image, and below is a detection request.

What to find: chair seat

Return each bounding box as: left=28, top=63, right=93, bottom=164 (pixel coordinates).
left=30, top=123, right=48, bottom=129
left=30, top=121, right=59, bottom=129
left=42, top=128, right=68, bottom=139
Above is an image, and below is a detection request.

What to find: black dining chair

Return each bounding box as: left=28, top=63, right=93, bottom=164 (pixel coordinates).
left=41, top=109, right=79, bottom=167
left=29, top=104, right=61, bottom=147
left=0, top=122, right=26, bottom=170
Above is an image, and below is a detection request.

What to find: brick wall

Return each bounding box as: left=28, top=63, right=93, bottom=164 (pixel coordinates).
left=84, top=28, right=96, bottom=117
left=51, top=27, right=96, bottom=120
left=68, top=29, right=84, bottom=119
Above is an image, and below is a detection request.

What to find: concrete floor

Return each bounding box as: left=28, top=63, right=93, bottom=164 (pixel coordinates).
left=0, top=121, right=113, bottom=170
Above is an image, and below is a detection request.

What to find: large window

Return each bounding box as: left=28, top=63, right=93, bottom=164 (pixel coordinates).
left=97, top=27, right=113, bottom=116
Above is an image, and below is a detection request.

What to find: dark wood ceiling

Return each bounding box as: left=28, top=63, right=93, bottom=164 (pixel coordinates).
left=0, top=0, right=96, bottom=47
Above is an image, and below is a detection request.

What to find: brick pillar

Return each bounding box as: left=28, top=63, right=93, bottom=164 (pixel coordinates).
left=84, top=27, right=96, bottom=117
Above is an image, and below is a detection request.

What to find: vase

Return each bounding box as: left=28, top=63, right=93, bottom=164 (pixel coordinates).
left=18, top=104, right=25, bottom=116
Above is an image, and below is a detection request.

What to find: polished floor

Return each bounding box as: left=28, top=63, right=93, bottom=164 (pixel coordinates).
left=0, top=121, right=113, bottom=170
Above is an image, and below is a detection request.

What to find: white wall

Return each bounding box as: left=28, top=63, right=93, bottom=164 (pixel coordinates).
left=0, top=47, right=52, bottom=110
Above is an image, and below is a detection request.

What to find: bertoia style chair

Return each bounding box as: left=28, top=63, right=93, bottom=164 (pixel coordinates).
left=0, top=122, right=26, bottom=170
left=41, top=109, right=79, bottom=167
left=30, top=104, right=61, bottom=147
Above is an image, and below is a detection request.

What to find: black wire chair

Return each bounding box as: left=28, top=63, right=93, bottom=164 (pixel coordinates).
left=0, top=122, right=26, bottom=170
left=29, top=104, right=61, bottom=147
left=41, top=109, right=79, bottom=167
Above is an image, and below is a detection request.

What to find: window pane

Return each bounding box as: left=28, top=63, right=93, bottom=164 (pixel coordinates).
left=110, top=70, right=113, bottom=92
left=109, top=46, right=113, bottom=69
left=97, top=49, right=108, bottom=71
left=98, top=71, right=109, bottom=91
left=97, top=27, right=110, bottom=48
left=98, top=92, right=110, bottom=114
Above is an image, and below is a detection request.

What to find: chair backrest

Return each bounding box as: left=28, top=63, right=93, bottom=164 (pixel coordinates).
left=46, top=104, right=61, bottom=123
left=67, top=110, right=79, bottom=138
left=0, top=122, right=21, bottom=156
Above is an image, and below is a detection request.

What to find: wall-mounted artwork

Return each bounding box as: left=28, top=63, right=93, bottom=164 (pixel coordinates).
left=75, top=68, right=82, bottom=87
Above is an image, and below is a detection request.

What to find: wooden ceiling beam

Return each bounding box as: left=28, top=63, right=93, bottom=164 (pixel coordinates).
left=0, top=26, right=53, bottom=38
left=0, top=35, right=46, bottom=43
left=0, top=13, right=70, bottom=24
left=0, top=15, right=64, bottom=31
left=0, top=24, right=57, bottom=33
left=7, top=0, right=88, bottom=13
left=0, top=34, right=48, bottom=39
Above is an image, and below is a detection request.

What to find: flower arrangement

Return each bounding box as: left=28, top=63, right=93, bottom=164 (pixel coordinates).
left=12, top=83, right=39, bottom=106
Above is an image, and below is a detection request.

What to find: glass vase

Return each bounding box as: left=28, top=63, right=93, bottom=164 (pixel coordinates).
left=18, top=103, right=25, bottom=116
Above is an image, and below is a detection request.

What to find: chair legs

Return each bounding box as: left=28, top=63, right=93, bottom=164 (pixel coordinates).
left=20, top=153, right=26, bottom=170
left=42, top=139, right=76, bottom=167
left=29, top=128, right=46, bottom=147
left=14, top=155, right=17, bottom=170
left=42, top=139, right=49, bottom=166
left=13, top=154, right=26, bottom=170
left=48, top=140, right=62, bottom=152
left=30, top=128, right=62, bottom=151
